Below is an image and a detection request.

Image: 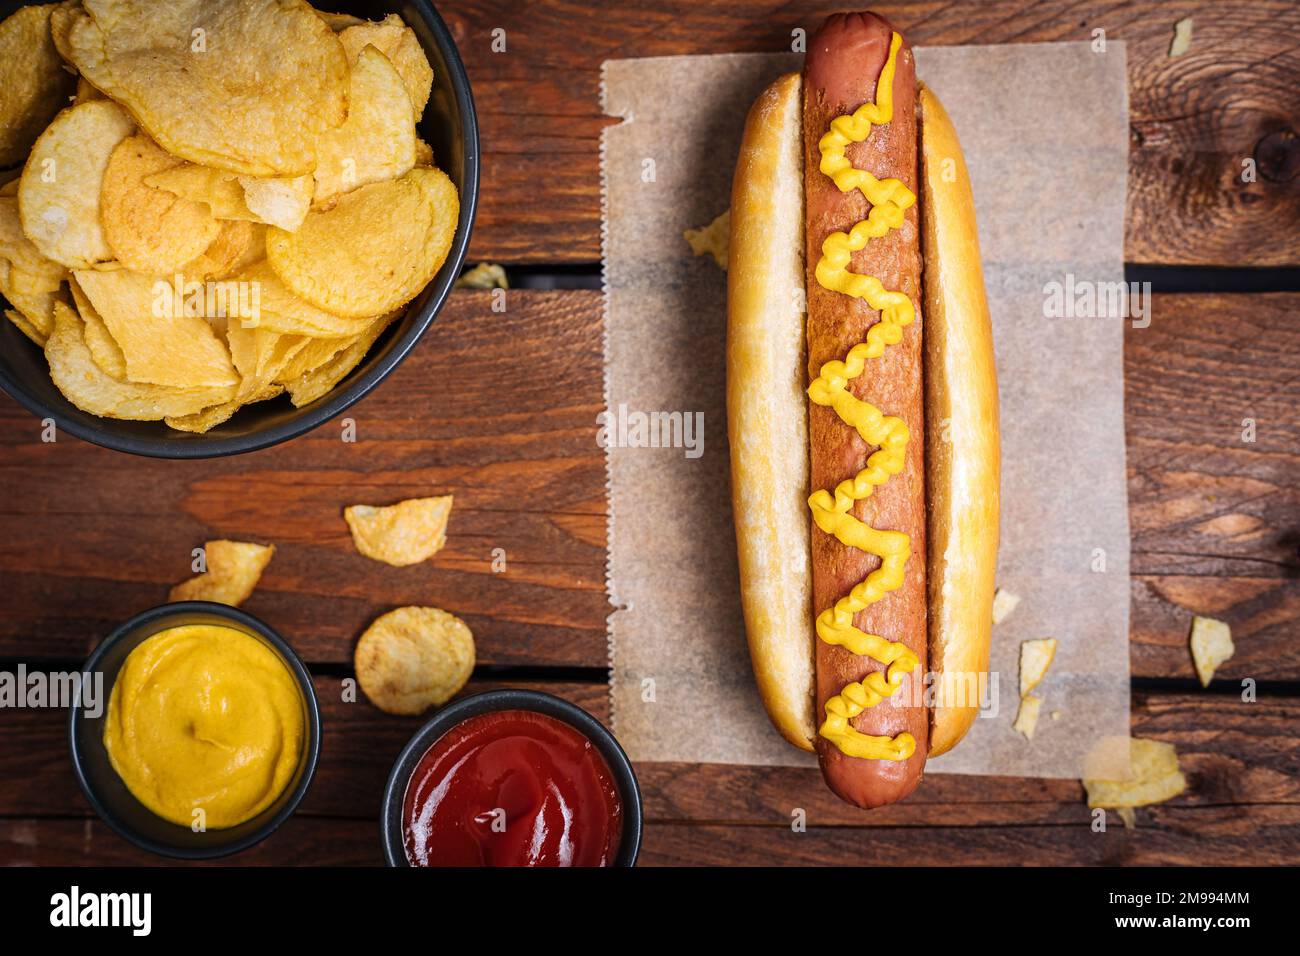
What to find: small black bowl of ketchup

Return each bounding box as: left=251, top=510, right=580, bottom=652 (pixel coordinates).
left=380, top=690, right=641, bottom=867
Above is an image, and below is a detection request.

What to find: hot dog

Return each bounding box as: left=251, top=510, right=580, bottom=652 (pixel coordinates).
left=727, top=10, right=999, bottom=809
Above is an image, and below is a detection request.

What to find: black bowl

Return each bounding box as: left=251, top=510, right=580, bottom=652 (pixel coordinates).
left=0, top=0, right=479, bottom=458
left=69, top=602, right=322, bottom=860
left=381, top=690, right=643, bottom=867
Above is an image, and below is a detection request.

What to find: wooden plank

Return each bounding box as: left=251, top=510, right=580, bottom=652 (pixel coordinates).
left=635, top=691, right=1300, bottom=827
left=0, top=291, right=608, bottom=668
left=0, top=292, right=1294, bottom=678
left=444, top=0, right=1300, bottom=265
left=637, top=809, right=1300, bottom=865
left=6, top=807, right=1296, bottom=866
left=0, top=818, right=381, bottom=867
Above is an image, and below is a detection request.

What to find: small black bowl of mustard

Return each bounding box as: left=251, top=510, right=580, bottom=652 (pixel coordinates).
left=69, top=602, right=322, bottom=860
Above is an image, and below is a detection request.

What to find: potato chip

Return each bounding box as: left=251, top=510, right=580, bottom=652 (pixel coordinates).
left=48, top=0, right=76, bottom=60
left=354, top=606, right=475, bottom=716
left=0, top=196, right=67, bottom=287
left=63, top=0, right=349, bottom=176
left=183, top=220, right=264, bottom=281
left=283, top=310, right=398, bottom=406
left=45, top=301, right=235, bottom=418
left=1083, top=738, right=1188, bottom=810
left=344, top=496, right=453, bottom=567
left=337, top=14, right=434, bottom=119
left=313, top=45, right=416, bottom=206
left=1189, top=615, right=1234, bottom=687
left=238, top=174, right=313, bottom=232
left=0, top=262, right=63, bottom=340
left=1013, top=694, right=1042, bottom=740
left=68, top=275, right=127, bottom=379
left=991, top=588, right=1021, bottom=624
left=18, top=100, right=135, bottom=269
left=235, top=260, right=371, bottom=337
left=101, top=134, right=223, bottom=275
left=144, top=164, right=255, bottom=221
left=0, top=4, right=78, bottom=168
left=5, top=307, right=46, bottom=347
left=275, top=330, right=354, bottom=380
left=268, top=167, right=457, bottom=318
left=72, top=268, right=238, bottom=387
left=165, top=383, right=283, bottom=433
left=168, top=539, right=275, bottom=605
left=1018, top=637, right=1058, bottom=698
left=316, top=9, right=366, bottom=31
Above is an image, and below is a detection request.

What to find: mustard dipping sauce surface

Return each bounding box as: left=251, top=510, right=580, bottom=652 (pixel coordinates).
left=103, top=624, right=305, bottom=829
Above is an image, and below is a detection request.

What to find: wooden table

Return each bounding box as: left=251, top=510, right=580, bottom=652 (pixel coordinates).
left=1, top=0, right=1297, bottom=866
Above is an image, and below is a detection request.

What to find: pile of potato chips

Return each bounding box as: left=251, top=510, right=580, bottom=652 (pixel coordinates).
left=0, top=1, right=459, bottom=433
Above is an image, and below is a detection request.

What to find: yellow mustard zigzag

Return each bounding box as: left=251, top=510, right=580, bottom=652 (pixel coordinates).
left=809, top=31, right=919, bottom=762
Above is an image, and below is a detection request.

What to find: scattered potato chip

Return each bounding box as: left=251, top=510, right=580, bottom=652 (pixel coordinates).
left=1018, top=637, right=1058, bottom=698
left=455, top=262, right=508, bottom=290
left=991, top=588, right=1021, bottom=624
left=314, top=46, right=416, bottom=206
left=684, top=209, right=730, bottom=269
left=63, top=0, right=349, bottom=176
left=1013, top=694, right=1042, bottom=739
left=1083, top=738, right=1187, bottom=810
left=1169, top=17, right=1193, bottom=57
left=18, top=100, right=135, bottom=268
left=100, top=134, right=223, bottom=274
left=354, top=606, right=475, bottom=715
left=238, top=174, right=313, bottom=232
left=71, top=269, right=238, bottom=388
left=1189, top=615, right=1234, bottom=687
left=282, top=310, right=399, bottom=406
left=268, top=167, right=458, bottom=318
left=337, top=14, right=434, bottom=118
left=1115, top=806, right=1137, bottom=829
left=45, top=301, right=235, bottom=418
left=345, top=496, right=453, bottom=567
left=0, top=4, right=78, bottom=168
left=168, top=539, right=275, bottom=606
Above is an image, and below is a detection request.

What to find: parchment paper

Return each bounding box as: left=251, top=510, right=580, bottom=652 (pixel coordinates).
left=603, top=42, right=1131, bottom=778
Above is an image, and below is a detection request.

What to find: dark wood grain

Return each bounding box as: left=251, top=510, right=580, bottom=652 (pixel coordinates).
left=9, top=808, right=1296, bottom=866
left=436, top=0, right=1300, bottom=265
left=1, top=291, right=1294, bottom=681
left=0, top=291, right=609, bottom=668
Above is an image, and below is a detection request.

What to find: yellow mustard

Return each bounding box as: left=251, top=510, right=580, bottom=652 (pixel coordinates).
left=809, top=32, right=918, bottom=761
left=104, top=624, right=305, bottom=829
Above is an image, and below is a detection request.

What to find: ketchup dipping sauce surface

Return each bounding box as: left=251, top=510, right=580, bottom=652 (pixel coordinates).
left=402, top=709, right=623, bottom=866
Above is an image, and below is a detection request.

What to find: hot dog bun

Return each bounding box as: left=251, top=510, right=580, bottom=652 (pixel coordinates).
left=726, top=18, right=998, bottom=799
left=918, top=83, right=999, bottom=755
left=727, top=71, right=816, bottom=751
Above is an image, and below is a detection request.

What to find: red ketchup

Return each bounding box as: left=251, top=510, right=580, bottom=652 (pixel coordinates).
left=402, top=709, right=623, bottom=867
